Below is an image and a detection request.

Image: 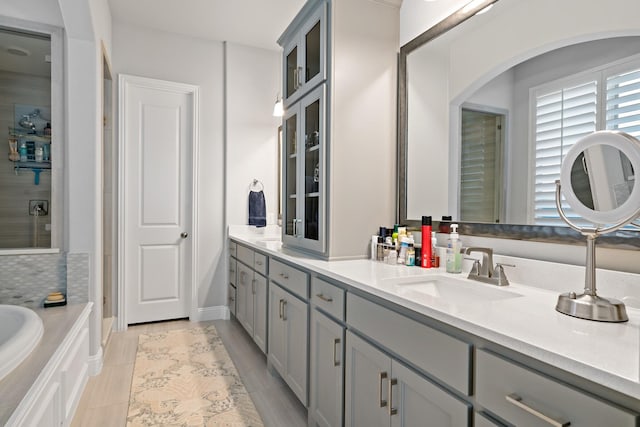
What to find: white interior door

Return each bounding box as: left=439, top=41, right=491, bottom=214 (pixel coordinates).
left=121, top=75, right=196, bottom=325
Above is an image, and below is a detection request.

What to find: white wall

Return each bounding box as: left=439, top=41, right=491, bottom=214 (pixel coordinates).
left=400, top=0, right=469, bottom=46
left=225, top=43, right=281, bottom=226
left=0, top=0, right=63, bottom=28
left=113, top=23, right=225, bottom=309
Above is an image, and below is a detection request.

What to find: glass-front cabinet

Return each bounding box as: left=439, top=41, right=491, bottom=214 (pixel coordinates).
left=282, top=1, right=326, bottom=108
left=283, top=85, right=326, bottom=254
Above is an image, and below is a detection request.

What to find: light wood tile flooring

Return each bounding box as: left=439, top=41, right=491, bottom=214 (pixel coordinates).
left=72, top=318, right=307, bottom=427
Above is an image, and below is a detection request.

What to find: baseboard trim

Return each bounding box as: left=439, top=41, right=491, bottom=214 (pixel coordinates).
left=88, top=346, right=103, bottom=376
left=191, top=305, right=230, bottom=322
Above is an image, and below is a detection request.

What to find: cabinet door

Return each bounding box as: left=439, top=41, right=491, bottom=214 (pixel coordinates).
left=282, top=86, right=326, bottom=254
left=268, top=283, right=287, bottom=376
left=236, top=263, right=254, bottom=336
left=345, top=331, right=391, bottom=427
left=253, top=273, right=268, bottom=353
left=310, top=309, right=344, bottom=427
left=391, top=360, right=470, bottom=427
left=282, top=1, right=326, bottom=107
left=25, top=381, right=62, bottom=427
left=282, top=291, right=309, bottom=406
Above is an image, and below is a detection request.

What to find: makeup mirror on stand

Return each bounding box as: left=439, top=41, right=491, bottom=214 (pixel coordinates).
left=555, top=130, right=640, bottom=322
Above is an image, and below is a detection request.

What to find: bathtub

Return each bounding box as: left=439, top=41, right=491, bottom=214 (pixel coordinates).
left=0, top=305, right=44, bottom=382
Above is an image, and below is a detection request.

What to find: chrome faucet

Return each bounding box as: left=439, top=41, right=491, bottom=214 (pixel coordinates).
left=464, top=247, right=514, bottom=286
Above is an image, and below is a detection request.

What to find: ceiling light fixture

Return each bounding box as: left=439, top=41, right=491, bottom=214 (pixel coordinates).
left=6, top=46, right=30, bottom=56
left=462, top=0, right=494, bottom=15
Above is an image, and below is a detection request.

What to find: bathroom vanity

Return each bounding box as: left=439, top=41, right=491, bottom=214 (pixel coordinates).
left=229, top=228, right=639, bottom=426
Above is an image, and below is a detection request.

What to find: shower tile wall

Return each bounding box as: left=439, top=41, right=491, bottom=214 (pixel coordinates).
left=0, top=253, right=66, bottom=308
left=0, top=252, right=90, bottom=308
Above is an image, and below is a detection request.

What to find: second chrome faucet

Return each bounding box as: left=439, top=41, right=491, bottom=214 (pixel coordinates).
left=463, top=247, right=514, bottom=286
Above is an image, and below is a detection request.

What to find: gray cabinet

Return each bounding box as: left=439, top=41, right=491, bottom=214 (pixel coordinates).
left=345, top=331, right=469, bottom=427
left=235, top=249, right=268, bottom=353
left=476, top=349, right=638, bottom=427
left=268, top=282, right=309, bottom=406
left=280, top=0, right=326, bottom=108
left=282, top=84, right=326, bottom=254
left=309, top=309, right=344, bottom=427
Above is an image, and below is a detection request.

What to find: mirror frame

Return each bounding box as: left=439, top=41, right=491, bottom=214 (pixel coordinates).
left=396, top=0, right=640, bottom=249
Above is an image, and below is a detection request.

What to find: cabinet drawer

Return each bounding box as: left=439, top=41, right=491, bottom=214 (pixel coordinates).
left=254, top=252, right=267, bottom=275
left=236, top=244, right=254, bottom=266
left=229, top=240, right=237, bottom=258
left=311, top=277, right=344, bottom=321
left=269, top=258, right=308, bottom=299
left=229, top=258, right=237, bottom=286
left=346, top=293, right=471, bottom=395
left=476, top=349, right=639, bottom=427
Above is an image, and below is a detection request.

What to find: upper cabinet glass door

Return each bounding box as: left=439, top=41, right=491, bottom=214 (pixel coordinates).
left=282, top=2, right=326, bottom=108
left=282, top=85, right=326, bottom=254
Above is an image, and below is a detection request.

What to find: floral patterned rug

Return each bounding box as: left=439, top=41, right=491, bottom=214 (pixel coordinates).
left=126, top=325, right=264, bottom=426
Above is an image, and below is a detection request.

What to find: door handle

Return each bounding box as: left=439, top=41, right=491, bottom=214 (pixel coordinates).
left=180, top=232, right=188, bottom=239
left=506, top=394, right=570, bottom=427
left=332, top=338, right=340, bottom=367
left=297, top=66, right=303, bottom=88
left=279, top=299, right=284, bottom=319
left=388, top=378, right=398, bottom=416
left=378, top=372, right=388, bottom=408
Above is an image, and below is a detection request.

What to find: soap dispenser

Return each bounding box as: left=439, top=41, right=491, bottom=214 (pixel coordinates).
left=446, top=224, right=462, bottom=273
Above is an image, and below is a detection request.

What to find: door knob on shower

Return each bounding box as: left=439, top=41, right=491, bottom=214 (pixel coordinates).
left=181, top=232, right=189, bottom=239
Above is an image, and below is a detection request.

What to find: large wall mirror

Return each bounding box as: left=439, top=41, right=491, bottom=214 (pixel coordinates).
left=0, top=20, right=63, bottom=251
left=398, top=0, right=640, bottom=248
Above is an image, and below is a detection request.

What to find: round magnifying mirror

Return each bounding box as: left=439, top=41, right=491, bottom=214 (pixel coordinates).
left=561, top=131, right=640, bottom=226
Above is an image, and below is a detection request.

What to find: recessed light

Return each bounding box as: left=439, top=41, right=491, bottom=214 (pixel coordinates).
left=7, top=46, right=30, bottom=56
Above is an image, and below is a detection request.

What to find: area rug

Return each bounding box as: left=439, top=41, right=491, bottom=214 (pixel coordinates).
left=126, top=325, right=264, bottom=426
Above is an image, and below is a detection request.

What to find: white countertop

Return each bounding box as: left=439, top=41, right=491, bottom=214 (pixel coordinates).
left=229, top=226, right=640, bottom=401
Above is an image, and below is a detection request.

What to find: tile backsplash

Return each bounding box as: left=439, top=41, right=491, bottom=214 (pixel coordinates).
left=0, top=252, right=89, bottom=308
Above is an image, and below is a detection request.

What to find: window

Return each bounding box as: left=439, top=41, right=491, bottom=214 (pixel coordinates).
left=531, top=56, right=640, bottom=225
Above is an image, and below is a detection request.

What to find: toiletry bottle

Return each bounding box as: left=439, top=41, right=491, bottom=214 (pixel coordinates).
left=421, top=216, right=432, bottom=268
left=19, top=141, right=27, bottom=162
left=431, top=231, right=440, bottom=268
left=397, top=236, right=408, bottom=264
left=446, top=224, right=463, bottom=273
left=376, top=236, right=384, bottom=261
left=406, top=243, right=415, bottom=266
left=371, top=235, right=378, bottom=260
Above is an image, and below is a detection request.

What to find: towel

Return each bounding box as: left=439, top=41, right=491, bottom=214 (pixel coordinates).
left=248, top=190, right=267, bottom=227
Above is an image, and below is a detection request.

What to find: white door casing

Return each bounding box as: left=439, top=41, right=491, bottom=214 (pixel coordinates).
left=118, top=75, right=199, bottom=327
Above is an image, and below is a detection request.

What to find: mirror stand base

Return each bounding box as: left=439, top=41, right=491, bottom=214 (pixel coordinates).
left=556, top=293, right=628, bottom=322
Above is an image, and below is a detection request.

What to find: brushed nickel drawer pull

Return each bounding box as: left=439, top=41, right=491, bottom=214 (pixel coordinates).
left=332, top=338, right=340, bottom=366
left=388, top=378, right=398, bottom=416
left=316, top=293, right=333, bottom=303
left=378, top=372, right=388, bottom=407
left=506, top=394, right=570, bottom=427
left=279, top=299, right=284, bottom=319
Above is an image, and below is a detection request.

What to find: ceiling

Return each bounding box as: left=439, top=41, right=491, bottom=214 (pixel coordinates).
left=0, top=29, right=51, bottom=77
left=108, top=0, right=307, bottom=51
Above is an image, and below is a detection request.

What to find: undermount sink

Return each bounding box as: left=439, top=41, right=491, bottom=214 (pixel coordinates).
left=385, top=275, right=523, bottom=305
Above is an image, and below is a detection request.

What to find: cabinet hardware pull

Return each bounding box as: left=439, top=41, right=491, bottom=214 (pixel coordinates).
left=388, top=378, right=398, bottom=416
left=252, top=279, right=256, bottom=294
left=316, top=293, right=333, bottom=303
left=378, top=372, right=388, bottom=408
left=506, top=394, right=570, bottom=427
left=293, top=68, right=299, bottom=90
left=229, top=296, right=234, bottom=301
left=282, top=300, right=287, bottom=321
left=256, top=260, right=263, bottom=266
left=293, top=218, right=298, bottom=236
left=332, top=338, right=340, bottom=366
left=279, top=299, right=284, bottom=319
left=297, top=66, right=303, bottom=88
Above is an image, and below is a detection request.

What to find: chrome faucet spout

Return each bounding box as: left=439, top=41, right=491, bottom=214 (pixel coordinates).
left=464, top=247, right=494, bottom=278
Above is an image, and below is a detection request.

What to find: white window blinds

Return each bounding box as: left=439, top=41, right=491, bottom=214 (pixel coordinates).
left=533, top=81, right=597, bottom=225
left=532, top=57, right=640, bottom=226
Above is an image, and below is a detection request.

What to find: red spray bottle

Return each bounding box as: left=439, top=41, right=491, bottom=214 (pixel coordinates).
left=421, top=216, right=432, bottom=268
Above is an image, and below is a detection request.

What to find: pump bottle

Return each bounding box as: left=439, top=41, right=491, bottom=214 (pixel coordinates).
left=421, top=216, right=432, bottom=268
left=446, top=224, right=463, bottom=273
